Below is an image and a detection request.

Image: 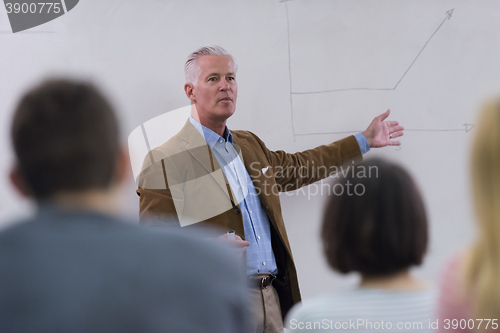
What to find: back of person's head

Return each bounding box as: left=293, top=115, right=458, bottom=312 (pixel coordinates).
left=10, top=78, right=120, bottom=200
left=322, top=158, right=428, bottom=277
left=466, top=99, right=500, bottom=321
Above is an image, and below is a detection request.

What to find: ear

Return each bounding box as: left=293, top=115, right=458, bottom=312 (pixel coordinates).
left=114, top=147, right=131, bottom=187
left=9, top=166, right=32, bottom=198
left=184, top=83, right=196, bottom=102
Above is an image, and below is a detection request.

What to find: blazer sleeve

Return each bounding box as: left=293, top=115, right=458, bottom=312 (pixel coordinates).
left=247, top=132, right=363, bottom=192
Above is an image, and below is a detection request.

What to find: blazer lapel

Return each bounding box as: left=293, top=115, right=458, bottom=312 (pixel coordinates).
left=180, top=119, right=232, bottom=201
left=233, top=135, right=274, bottom=215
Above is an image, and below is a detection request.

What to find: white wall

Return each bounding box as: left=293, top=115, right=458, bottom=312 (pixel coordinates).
left=1, top=0, right=499, bottom=299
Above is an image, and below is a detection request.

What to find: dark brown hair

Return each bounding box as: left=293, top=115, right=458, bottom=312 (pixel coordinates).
left=321, top=158, right=428, bottom=277
left=11, top=78, right=120, bottom=199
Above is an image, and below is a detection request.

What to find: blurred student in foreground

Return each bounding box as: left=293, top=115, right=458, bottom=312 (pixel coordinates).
left=437, top=100, right=500, bottom=332
left=0, top=79, right=251, bottom=333
left=285, top=159, right=435, bottom=333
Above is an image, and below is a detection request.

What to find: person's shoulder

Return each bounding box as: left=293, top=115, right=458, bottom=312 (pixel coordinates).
left=0, top=210, right=134, bottom=239
left=149, top=133, right=187, bottom=160
left=287, top=288, right=436, bottom=313
left=0, top=216, right=38, bottom=243
left=231, top=129, right=259, bottom=141
left=285, top=288, right=437, bottom=330
left=231, top=130, right=269, bottom=151
left=339, top=287, right=436, bottom=306
left=137, top=132, right=191, bottom=182
left=302, top=289, right=356, bottom=308
left=285, top=290, right=352, bottom=323
left=0, top=211, right=240, bottom=274
left=143, top=119, right=197, bottom=161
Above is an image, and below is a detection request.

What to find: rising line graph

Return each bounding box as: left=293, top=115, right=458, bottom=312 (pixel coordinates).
left=281, top=2, right=473, bottom=138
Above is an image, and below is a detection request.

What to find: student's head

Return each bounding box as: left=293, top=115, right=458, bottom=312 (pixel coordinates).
left=466, top=99, right=500, bottom=321
left=10, top=78, right=125, bottom=201
left=470, top=99, right=500, bottom=247
left=321, top=158, right=428, bottom=278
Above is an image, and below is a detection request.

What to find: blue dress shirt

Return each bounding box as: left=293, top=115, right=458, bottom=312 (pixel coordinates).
left=354, top=132, right=370, bottom=155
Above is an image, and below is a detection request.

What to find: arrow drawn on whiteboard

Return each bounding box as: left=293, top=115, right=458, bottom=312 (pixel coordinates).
left=294, top=122, right=475, bottom=137
left=463, top=123, right=474, bottom=132
left=281, top=3, right=463, bottom=138
left=392, top=8, right=454, bottom=90
left=286, top=8, right=455, bottom=95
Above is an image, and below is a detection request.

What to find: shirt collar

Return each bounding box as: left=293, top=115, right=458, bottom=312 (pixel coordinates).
left=189, top=116, right=233, bottom=148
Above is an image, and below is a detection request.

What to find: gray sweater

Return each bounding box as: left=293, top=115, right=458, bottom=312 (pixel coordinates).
left=0, top=205, right=251, bottom=333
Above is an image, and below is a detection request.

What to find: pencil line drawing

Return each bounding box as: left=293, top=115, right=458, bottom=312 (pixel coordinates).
left=294, top=123, right=475, bottom=137
left=289, top=9, right=454, bottom=95
left=281, top=2, right=471, bottom=137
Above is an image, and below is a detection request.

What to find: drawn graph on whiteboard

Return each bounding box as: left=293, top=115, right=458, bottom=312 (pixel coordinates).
left=281, top=1, right=474, bottom=137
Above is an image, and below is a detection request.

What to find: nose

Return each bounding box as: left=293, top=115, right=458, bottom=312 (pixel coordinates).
left=219, top=78, right=230, bottom=91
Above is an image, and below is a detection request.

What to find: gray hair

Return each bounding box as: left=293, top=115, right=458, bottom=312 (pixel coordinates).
left=184, top=45, right=238, bottom=85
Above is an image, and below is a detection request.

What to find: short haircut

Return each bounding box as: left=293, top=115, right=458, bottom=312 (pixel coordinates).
left=184, top=45, right=238, bottom=85
left=321, top=158, right=428, bottom=277
left=11, top=78, right=120, bottom=199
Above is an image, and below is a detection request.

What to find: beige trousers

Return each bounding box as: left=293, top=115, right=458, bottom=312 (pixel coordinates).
left=248, top=276, right=284, bottom=333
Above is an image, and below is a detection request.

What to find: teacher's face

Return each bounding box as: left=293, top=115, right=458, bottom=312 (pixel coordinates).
left=189, top=55, right=237, bottom=123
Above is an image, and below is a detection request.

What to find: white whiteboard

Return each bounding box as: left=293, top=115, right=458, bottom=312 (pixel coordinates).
left=1, top=0, right=499, bottom=299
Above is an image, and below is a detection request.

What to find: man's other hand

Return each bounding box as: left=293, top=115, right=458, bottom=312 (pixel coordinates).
left=362, top=109, right=404, bottom=148
left=217, top=233, right=250, bottom=255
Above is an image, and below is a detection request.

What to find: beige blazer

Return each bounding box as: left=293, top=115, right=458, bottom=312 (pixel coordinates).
left=137, top=119, right=362, bottom=318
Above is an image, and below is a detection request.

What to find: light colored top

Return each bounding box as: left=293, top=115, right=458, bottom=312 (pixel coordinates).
left=285, top=287, right=437, bottom=333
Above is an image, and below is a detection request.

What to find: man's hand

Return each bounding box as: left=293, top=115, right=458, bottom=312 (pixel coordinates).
left=362, top=109, right=404, bottom=148
left=217, top=233, right=250, bottom=255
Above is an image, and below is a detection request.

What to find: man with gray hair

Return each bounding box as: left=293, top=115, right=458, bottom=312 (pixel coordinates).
left=137, top=45, right=404, bottom=332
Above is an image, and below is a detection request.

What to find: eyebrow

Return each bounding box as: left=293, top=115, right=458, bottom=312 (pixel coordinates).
left=205, top=72, right=235, bottom=78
